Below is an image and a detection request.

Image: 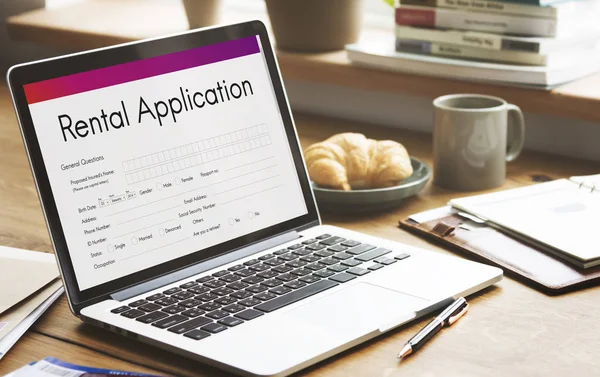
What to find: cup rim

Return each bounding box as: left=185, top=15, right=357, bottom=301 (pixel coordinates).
left=433, top=94, right=507, bottom=112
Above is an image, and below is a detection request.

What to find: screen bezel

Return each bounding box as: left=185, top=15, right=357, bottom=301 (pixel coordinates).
left=7, top=21, right=319, bottom=312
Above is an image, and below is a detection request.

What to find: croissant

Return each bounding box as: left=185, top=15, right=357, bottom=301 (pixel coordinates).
left=304, top=133, right=413, bottom=190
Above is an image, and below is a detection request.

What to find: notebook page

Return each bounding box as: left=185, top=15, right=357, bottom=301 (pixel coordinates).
left=570, top=174, right=600, bottom=191
left=450, top=179, right=600, bottom=262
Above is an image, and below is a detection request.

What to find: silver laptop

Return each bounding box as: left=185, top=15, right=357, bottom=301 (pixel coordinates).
left=7, top=21, right=502, bottom=377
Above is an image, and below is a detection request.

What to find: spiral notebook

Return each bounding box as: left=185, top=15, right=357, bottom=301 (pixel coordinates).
left=450, top=174, right=600, bottom=269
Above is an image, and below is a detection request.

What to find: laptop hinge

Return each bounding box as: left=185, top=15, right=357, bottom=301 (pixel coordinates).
left=110, top=230, right=301, bottom=302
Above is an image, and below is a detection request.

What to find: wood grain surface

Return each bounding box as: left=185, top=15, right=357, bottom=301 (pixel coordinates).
left=1, top=81, right=600, bottom=376
left=7, top=0, right=600, bottom=123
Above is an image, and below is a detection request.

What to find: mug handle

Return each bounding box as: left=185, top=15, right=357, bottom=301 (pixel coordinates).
left=506, top=104, right=525, bottom=162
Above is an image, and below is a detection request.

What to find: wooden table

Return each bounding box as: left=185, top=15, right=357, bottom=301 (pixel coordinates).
left=1, top=81, right=600, bottom=376
left=7, top=0, right=600, bottom=124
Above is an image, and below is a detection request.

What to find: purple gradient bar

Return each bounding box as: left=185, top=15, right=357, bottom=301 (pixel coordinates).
left=24, top=36, right=260, bottom=105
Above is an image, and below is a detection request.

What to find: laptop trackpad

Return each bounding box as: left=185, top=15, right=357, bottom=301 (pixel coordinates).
left=284, top=283, right=429, bottom=338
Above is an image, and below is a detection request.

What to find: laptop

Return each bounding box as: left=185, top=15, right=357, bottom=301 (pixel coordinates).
left=7, top=21, right=502, bottom=377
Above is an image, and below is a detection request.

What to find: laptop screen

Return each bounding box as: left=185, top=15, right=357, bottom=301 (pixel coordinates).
left=22, top=35, right=308, bottom=291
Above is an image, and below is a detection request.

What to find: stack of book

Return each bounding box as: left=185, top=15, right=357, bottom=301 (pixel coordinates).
left=394, top=0, right=600, bottom=66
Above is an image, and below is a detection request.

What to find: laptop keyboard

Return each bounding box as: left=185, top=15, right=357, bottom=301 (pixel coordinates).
left=111, top=234, right=410, bottom=341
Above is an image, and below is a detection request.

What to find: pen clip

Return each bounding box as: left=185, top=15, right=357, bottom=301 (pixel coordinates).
left=447, top=303, right=469, bottom=326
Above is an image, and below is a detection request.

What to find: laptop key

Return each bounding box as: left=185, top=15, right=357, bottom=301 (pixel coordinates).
left=231, top=291, right=253, bottom=300
left=227, top=281, right=249, bottom=290
left=278, top=253, right=297, bottom=261
left=219, top=274, right=241, bottom=283
left=355, top=248, right=391, bottom=262
left=287, top=244, right=303, bottom=250
left=330, top=273, right=356, bottom=283
left=270, top=286, right=292, bottom=295
left=333, top=252, right=352, bottom=260
left=163, top=287, right=182, bottom=295
left=258, top=253, right=275, bottom=261
left=242, top=276, right=263, bottom=285
left=179, top=299, right=202, bottom=308
left=261, top=279, right=283, bottom=287
left=168, top=317, right=212, bottom=334
left=111, top=306, right=131, bottom=314
left=223, top=304, right=246, bottom=313
left=292, top=248, right=312, bottom=256
left=328, top=264, right=348, bottom=273
left=187, top=286, right=210, bottom=295
left=198, top=302, right=221, bottom=311
left=300, top=255, right=320, bottom=263
left=214, top=296, right=237, bottom=306
left=313, top=270, right=335, bottom=278
left=320, top=258, right=338, bottom=266
left=395, top=253, right=411, bottom=260
left=239, top=298, right=262, bottom=307
left=257, top=270, right=279, bottom=279
left=206, top=310, right=230, bottom=320
left=196, top=293, right=219, bottom=302
left=347, top=267, right=370, bottom=276
left=204, top=280, right=226, bottom=289
left=316, top=234, right=331, bottom=240
left=138, top=303, right=162, bottom=312
left=182, top=308, right=205, bottom=318
left=346, top=244, right=376, bottom=255
left=275, top=274, right=296, bottom=282
left=255, top=280, right=338, bottom=313
left=218, top=317, right=244, bottom=327
left=249, top=263, right=270, bottom=272
left=243, top=259, right=260, bottom=266
left=263, top=258, right=286, bottom=267
left=201, top=323, right=228, bottom=334
left=341, top=240, right=361, bottom=247
left=212, top=287, right=234, bottom=296
left=299, top=275, right=321, bottom=284
left=341, top=259, right=362, bottom=267
left=286, top=260, right=307, bottom=268
left=235, top=269, right=256, bottom=277
left=314, top=250, right=334, bottom=258
left=136, top=311, right=169, bottom=324
left=180, top=281, right=198, bottom=289
left=328, top=245, right=348, bottom=253
left=213, top=270, right=229, bottom=277
left=302, top=238, right=318, bottom=245
left=228, top=264, right=245, bottom=272
left=320, top=236, right=346, bottom=246
left=246, top=285, right=268, bottom=294
left=155, top=297, right=178, bottom=306
left=162, top=305, right=186, bottom=314
left=283, top=280, right=307, bottom=289
left=152, top=315, right=188, bottom=329
left=129, top=299, right=147, bottom=307
left=305, top=243, right=326, bottom=251
left=305, top=263, right=327, bottom=271
left=274, top=249, right=288, bottom=255
left=291, top=269, right=311, bottom=277
left=368, top=263, right=385, bottom=271
left=121, top=309, right=145, bottom=319
left=272, top=265, right=293, bottom=274
left=375, top=257, right=396, bottom=265
left=146, top=293, right=165, bottom=301
left=196, top=276, right=214, bottom=283
left=184, top=329, right=211, bottom=340
left=172, top=291, right=194, bottom=300
left=255, top=292, right=277, bottom=301
left=235, top=309, right=264, bottom=321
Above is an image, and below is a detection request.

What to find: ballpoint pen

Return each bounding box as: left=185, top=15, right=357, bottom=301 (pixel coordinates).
left=397, top=297, right=469, bottom=360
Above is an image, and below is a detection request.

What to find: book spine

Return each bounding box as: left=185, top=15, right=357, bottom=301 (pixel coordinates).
left=395, top=25, right=543, bottom=53
left=434, top=0, right=557, bottom=19
left=395, top=6, right=558, bottom=37
left=395, top=38, right=547, bottom=65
